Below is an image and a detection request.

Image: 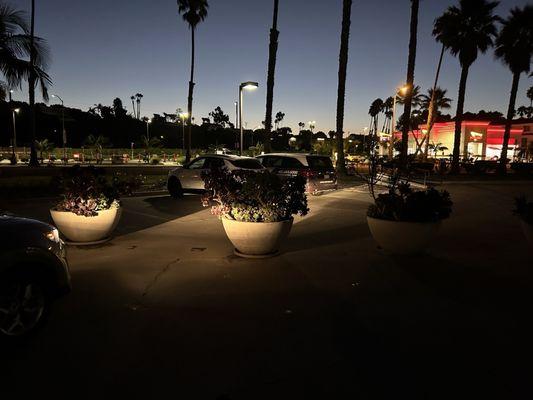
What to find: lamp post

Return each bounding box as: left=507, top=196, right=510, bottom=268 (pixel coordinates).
left=51, top=94, right=66, bottom=161
left=179, top=112, right=189, bottom=152
left=9, top=89, right=13, bottom=102
left=239, top=81, right=258, bottom=156
left=11, top=108, right=20, bottom=164
left=146, top=118, right=152, bottom=140
left=234, top=101, right=238, bottom=129
left=390, top=85, right=409, bottom=157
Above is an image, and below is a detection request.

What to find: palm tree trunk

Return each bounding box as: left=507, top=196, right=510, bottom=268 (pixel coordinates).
left=264, top=0, right=279, bottom=154
left=186, top=27, right=196, bottom=163
left=451, top=65, right=470, bottom=174
left=499, top=72, right=520, bottom=174
left=28, top=0, right=38, bottom=167
left=131, top=98, right=135, bottom=117
left=335, top=0, right=352, bottom=174
left=424, top=44, right=445, bottom=159
left=400, top=0, right=419, bottom=169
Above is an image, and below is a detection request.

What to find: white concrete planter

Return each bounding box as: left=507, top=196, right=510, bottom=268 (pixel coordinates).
left=521, top=220, right=533, bottom=245
left=367, top=216, right=441, bottom=255
left=50, top=206, right=122, bottom=244
left=222, top=217, right=293, bottom=257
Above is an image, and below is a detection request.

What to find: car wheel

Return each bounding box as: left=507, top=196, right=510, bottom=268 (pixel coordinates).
left=0, top=275, right=49, bottom=338
left=168, top=177, right=183, bottom=199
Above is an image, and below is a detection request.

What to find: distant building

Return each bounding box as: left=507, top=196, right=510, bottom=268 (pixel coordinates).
left=389, top=120, right=528, bottom=160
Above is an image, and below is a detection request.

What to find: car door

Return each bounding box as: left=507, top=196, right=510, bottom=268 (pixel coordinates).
left=180, top=157, right=206, bottom=189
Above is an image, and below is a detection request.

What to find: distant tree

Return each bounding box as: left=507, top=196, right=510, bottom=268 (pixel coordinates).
left=209, top=106, right=230, bottom=127
left=34, top=138, right=53, bottom=161
left=517, top=106, right=528, bottom=118
left=112, top=97, right=127, bottom=118
left=495, top=5, right=533, bottom=173
left=433, top=0, right=500, bottom=173
left=419, top=87, right=452, bottom=154
left=298, top=122, right=305, bottom=132
left=335, top=0, right=352, bottom=174
left=130, top=95, right=136, bottom=116
left=274, top=111, right=285, bottom=130
left=135, top=93, right=143, bottom=119
left=177, top=0, right=209, bottom=163
left=328, top=130, right=336, bottom=139
left=527, top=86, right=533, bottom=108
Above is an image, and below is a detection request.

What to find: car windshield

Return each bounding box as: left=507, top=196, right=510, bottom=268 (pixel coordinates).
left=228, top=159, right=264, bottom=169
left=306, top=156, right=333, bottom=169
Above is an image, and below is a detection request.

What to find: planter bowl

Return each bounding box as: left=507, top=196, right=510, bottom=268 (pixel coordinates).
left=367, top=216, right=441, bottom=255
left=50, top=206, right=122, bottom=243
left=222, top=217, right=293, bottom=257
left=521, top=220, right=533, bottom=245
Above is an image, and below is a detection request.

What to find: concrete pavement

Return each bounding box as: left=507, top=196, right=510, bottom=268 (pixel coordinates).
left=2, top=184, right=533, bottom=399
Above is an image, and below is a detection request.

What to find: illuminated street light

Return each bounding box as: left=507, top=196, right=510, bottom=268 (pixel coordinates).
left=146, top=118, right=152, bottom=140
left=179, top=112, right=189, bottom=151
left=390, top=84, right=410, bottom=157
left=239, top=81, right=258, bottom=156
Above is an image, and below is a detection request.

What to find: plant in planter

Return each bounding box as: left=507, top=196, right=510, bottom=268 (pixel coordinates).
left=514, top=196, right=533, bottom=244
left=360, top=131, right=452, bottom=255
left=50, top=166, right=142, bottom=243
left=201, top=168, right=309, bottom=257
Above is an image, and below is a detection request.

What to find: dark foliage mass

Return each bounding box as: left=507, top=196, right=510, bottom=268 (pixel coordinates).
left=201, top=168, right=309, bottom=223
left=53, top=165, right=143, bottom=216
left=368, top=182, right=452, bottom=223
left=514, top=196, right=533, bottom=225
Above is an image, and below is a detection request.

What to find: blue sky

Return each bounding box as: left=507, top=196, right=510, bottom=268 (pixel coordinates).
left=9, top=0, right=533, bottom=134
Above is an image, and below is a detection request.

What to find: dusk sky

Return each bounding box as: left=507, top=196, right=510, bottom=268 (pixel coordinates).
left=10, top=0, right=533, bottom=134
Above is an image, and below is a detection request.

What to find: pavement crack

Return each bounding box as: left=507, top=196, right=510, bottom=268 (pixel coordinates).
left=141, top=257, right=180, bottom=298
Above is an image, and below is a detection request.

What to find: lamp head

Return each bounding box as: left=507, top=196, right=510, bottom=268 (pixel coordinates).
left=14, top=108, right=20, bottom=113
left=240, top=81, right=259, bottom=90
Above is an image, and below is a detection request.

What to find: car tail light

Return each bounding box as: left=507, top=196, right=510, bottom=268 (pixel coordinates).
left=299, top=169, right=317, bottom=178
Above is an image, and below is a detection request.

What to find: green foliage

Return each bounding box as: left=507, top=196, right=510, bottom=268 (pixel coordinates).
left=201, top=168, right=308, bottom=223
left=368, top=182, right=453, bottom=223
left=53, top=166, right=143, bottom=216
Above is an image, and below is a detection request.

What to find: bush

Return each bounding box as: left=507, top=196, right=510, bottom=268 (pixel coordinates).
left=53, top=166, right=143, bottom=217
left=201, top=168, right=309, bottom=222
left=514, top=196, right=533, bottom=225
left=368, top=182, right=452, bottom=223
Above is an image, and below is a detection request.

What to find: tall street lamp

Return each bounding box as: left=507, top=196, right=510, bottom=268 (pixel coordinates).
left=146, top=118, right=152, bottom=140
left=11, top=108, right=20, bottom=164
left=239, top=81, right=258, bottom=156
left=179, top=112, right=189, bottom=152
left=51, top=94, right=66, bottom=161
left=390, top=85, right=409, bottom=157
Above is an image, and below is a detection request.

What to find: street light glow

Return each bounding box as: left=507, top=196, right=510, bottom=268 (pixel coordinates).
left=14, top=108, right=20, bottom=113
left=179, top=112, right=189, bottom=119
left=240, top=81, right=259, bottom=90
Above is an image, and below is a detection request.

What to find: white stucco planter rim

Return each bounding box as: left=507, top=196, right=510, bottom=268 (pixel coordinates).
left=367, top=216, right=442, bottom=255
left=221, top=217, right=294, bottom=258
left=50, top=206, right=122, bottom=244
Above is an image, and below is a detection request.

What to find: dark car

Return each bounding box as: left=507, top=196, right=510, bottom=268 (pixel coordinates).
left=0, top=215, right=71, bottom=337
left=256, top=153, right=337, bottom=193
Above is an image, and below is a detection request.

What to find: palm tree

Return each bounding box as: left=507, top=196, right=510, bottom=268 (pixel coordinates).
left=298, top=122, right=305, bottom=132
left=335, top=0, right=352, bottom=174
left=274, top=111, right=284, bottom=130
left=130, top=95, right=136, bottom=116
left=517, top=106, right=528, bottom=118
left=495, top=6, right=533, bottom=173
left=399, top=0, right=420, bottom=169
left=264, top=0, right=279, bottom=153
left=0, top=3, right=51, bottom=167
left=177, top=0, right=209, bottom=163
left=398, top=85, right=424, bottom=108
left=381, top=96, right=394, bottom=134
left=419, top=87, right=452, bottom=156
left=527, top=86, right=533, bottom=108
left=135, top=93, right=143, bottom=119
left=433, top=0, right=500, bottom=173
left=34, top=138, right=53, bottom=162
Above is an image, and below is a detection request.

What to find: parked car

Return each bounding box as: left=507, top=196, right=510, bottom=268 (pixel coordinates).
left=256, top=153, right=337, bottom=193
left=0, top=215, right=71, bottom=338
left=167, top=154, right=264, bottom=198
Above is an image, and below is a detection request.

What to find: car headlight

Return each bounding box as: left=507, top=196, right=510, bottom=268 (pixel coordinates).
left=45, top=228, right=60, bottom=243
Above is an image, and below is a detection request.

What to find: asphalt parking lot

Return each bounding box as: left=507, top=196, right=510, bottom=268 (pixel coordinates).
left=2, top=183, right=533, bottom=399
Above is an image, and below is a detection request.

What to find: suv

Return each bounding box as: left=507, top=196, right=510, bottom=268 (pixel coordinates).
left=167, top=154, right=264, bottom=198
left=0, top=215, right=71, bottom=337
left=256, top=153, right=337, bottom=193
